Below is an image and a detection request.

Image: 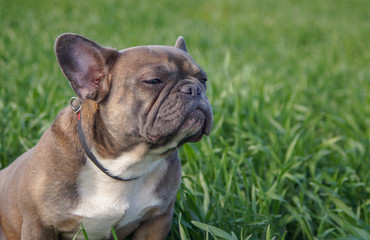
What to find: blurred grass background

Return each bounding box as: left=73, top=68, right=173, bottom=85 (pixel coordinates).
left=0, top=0, right=369, bottom=239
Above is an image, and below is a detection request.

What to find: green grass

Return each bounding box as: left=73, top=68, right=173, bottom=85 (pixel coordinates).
left=1, top=0, right=369, bottom=239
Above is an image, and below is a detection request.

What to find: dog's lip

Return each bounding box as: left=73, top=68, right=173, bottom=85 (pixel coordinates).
left=147, top=108, right=206, bottom=141
left=179, top=108, right=209, bottom=140
left=190, top=107, right=212, bottom=136
left=175, top=127, right=204, bottom=149
left=145, top=100, right=212, bottom=150
left=202, top=113, right=212, bottom=136
left=146, top=133, right=165, bottom=143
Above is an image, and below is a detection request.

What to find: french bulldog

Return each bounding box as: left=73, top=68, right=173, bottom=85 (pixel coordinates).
left=0, top=33, right=212, bottom=240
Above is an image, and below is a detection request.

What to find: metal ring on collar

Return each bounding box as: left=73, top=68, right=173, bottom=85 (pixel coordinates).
left=70, top=97, right=82, bottom=113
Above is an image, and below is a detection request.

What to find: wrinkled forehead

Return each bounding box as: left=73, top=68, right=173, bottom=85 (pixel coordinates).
left=116, top=46, right=205, bottom=77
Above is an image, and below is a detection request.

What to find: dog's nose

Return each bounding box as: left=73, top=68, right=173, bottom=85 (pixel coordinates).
left=180, top=84, right=201, bottom=96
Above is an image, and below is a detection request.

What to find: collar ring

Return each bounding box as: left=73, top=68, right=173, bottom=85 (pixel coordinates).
left=70, top=97, right=82, bottom=113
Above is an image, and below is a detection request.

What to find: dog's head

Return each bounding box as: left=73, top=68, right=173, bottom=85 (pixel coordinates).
left=55, top=34, right=212, bottom=156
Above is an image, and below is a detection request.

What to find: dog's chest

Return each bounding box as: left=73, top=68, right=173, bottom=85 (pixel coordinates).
left=69, top=159, right=167, bottom=240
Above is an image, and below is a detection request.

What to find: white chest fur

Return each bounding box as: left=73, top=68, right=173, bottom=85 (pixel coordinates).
left=69, top=151, right=168, bottom=240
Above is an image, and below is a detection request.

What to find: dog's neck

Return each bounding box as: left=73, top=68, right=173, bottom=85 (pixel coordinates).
left=92, top=144, right=166, bottom=181
left=77, top=100, right=141, bottom=158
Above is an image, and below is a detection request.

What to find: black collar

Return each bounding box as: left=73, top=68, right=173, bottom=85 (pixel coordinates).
left=71, top=97, right=139, bottom=182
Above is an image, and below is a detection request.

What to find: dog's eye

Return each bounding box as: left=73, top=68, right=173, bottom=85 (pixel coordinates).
left=201, top=78, right=207, bottom=84
left=144, top=79, right=162, bottom=84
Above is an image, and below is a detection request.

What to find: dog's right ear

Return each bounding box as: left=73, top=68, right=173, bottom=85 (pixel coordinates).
left=55, top=33, right=119, bottom=102
left=175, top=36, right=187, bottom=53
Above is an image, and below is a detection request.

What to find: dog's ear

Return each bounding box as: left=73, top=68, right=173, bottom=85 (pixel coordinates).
left=55, top=33, right=119, bottom=102
left=174, top=36, right=187, bottom=53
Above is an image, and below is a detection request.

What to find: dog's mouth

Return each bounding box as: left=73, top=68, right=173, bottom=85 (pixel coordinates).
left=180, top=108, right=210, bottom=138
left=152, top=113, right=207, bottom=157
left=145, top=107, right=212, bottom=154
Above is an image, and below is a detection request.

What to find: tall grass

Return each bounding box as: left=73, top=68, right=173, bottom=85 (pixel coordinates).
left=1, top=0, right=369, bottom=239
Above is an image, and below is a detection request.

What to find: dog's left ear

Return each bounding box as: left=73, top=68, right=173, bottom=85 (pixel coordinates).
left=55, top=33, right=119, bottom=102
left=175, top=36, right=187, bottom=53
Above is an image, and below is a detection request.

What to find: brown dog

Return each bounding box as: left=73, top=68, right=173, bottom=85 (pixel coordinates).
left=0, top=34, right=212, bottom=240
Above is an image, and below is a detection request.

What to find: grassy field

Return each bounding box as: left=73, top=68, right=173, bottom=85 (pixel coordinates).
left=1, top=0, right=369, bottom=239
